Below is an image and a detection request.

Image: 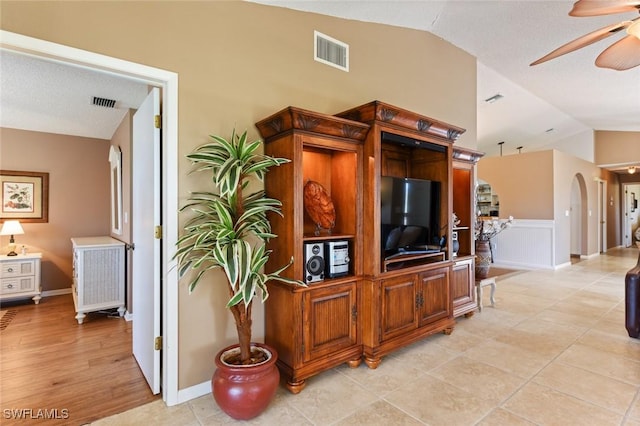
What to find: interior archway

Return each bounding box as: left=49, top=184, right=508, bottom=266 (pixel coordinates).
left=570, top=173, right=588, bottom=259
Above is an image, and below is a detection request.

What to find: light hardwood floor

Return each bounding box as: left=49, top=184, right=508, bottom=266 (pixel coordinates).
left=0, top=294, right=158, bottom=425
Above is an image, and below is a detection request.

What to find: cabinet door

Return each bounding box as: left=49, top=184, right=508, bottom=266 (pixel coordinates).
left=302, top=282, right=359, bottom=363
left=418, top=268, right=450, bottom=326
left=452, top=259, right=474, bottom=310
left=380, top=275, right=418, bottom=341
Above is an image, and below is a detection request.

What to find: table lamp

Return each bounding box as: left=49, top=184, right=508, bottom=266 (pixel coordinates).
left=0, top=220, right=25, bottom=256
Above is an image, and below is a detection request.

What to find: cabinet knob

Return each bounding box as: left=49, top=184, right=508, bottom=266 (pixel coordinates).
left=7, top=268, right=13, bottom=273
left=7, top=284, right=13, bottom=289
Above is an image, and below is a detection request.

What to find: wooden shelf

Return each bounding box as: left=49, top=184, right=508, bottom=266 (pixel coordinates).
left=303, top=233, right=355, bottom=242
left=383, top=251, right=445, bottom=272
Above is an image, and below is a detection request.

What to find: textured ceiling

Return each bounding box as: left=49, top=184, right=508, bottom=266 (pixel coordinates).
left=250, top=0, right=640, bottom=160
left=1, top=1, right=638, bottom=165
left=0, top=50, right=149, bottom=140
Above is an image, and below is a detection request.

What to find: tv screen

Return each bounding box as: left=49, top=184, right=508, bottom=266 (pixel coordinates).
left=380, top=176, right=441, bottom=259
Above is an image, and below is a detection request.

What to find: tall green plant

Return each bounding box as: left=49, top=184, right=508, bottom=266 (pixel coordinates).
left=175, top=129, right=304, bottom=364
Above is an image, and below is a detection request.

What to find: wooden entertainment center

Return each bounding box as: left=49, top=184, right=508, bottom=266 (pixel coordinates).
left=256, top=101, right=482, bottom=393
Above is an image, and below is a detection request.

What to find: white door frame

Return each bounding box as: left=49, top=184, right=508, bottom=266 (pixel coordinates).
left=595, top=178, right=607, bottom=253
left=0, top=30, right=180, bottom=406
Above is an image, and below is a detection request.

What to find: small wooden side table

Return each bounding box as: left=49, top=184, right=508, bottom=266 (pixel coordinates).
left=476, top=277, right=496, bottom=311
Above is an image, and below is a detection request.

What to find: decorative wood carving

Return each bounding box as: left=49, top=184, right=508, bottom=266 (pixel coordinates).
left=336, top=100, right=466, bottom=143
left=266, top=117, right=284, bottom=134
left=255, top=106, right=369, bottom=142
left=417, top=119, right=433, bottom=133
left=379, top=108, right=399, bottom=122
left=452, top=146, right=484, bottom=163
left=295, top=114, right=320, bottom=131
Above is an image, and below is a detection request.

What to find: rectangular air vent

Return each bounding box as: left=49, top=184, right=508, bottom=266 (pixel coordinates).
left=314, top=31, right=349, bottom=72
left=92, top=96, right=116, bottom=108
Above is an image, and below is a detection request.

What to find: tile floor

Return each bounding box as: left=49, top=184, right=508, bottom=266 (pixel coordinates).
left=93, top=248, right=640, bottom=425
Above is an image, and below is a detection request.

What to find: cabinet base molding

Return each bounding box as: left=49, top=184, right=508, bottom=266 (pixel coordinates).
left=362, top=317, right=456, bottom=369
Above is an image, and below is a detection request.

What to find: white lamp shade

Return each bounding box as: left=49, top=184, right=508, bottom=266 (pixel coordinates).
left=0, top=220, right=25, bottom=236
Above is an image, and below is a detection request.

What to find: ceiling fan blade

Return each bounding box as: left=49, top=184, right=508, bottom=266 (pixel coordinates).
left=530, top=20, right=632, bottom=66
left=595, top=34, right=640, bottom=69
left=570, top=0, right=640, bottom=17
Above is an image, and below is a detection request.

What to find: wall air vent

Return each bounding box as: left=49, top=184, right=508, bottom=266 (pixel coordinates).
left=92, top=96, right=117, bottom=108
left=314, top=31, right=349, bottom=72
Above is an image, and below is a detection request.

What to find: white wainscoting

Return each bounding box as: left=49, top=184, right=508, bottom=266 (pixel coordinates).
left=490, top=219, right=555, bottom=270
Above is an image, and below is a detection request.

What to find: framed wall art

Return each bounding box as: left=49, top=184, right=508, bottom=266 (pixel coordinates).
left=1, top=170, right=49, bottom=223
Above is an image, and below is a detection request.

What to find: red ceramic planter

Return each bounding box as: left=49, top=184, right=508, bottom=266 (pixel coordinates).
left=212, top=343, right=280, bottom=420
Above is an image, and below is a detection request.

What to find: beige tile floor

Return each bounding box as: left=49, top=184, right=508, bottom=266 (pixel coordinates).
left=93, top=247, right=640, bottom=425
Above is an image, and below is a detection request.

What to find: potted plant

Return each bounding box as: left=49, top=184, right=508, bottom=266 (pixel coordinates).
left=174, top=129, right=304, bottom=419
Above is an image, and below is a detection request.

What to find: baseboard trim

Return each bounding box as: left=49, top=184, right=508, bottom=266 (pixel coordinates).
left=492, top=261, right=553, bottom=270
left=41, top=288, right=72, bottom=297
left=175, top=380, right=211, bottom=405
left=554, top=261, right=572, bottom=270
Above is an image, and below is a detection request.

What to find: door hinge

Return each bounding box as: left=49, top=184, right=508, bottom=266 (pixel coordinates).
left=154, top=114, right=161, bottom=129
left=154, top=336, right=162, bottom=351
left=154, top=225, right=162, bottom=239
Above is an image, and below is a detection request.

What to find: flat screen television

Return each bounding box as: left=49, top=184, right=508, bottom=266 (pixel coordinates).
left=380, top=176, right=442, bottom=261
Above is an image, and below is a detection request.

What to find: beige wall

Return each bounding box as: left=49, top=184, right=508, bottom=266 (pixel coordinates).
left=1, top=1, right=478, bottom=390
left=602, top=169, right=622, bottom=249
left=110, top=110, right=132, bottom=244
left=595, top=131, right=640, bottom=242
left=0, top=128, right=111, bottom=291
left=110, top=110, right=134, bottom=312
left=553, top=150, right=611, bottom=263
left=595, top=130, right=640, bottom=166
left=478, top=150, right=554, bottom=220
left=478, top=149, right=622, bottom=264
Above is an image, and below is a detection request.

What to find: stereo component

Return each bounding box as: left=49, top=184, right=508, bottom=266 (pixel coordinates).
left=452, top=231, right=459, bottom=258
left=325, top=240, right=350, bottom=278
left=304, top=243, right=325, bottom=283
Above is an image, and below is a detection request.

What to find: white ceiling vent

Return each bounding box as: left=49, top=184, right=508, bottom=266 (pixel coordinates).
left=92, top=96, right=117, bottom=108
left=314, top=31, right=349, bottom=72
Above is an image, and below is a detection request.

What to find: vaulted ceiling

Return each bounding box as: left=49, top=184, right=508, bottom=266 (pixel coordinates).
left=1, top=1, right=638, bottom=168
left=252, top=0, right=640, bottom=161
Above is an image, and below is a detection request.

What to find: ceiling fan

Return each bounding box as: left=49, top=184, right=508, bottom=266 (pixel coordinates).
left=531, top=0, right=640, bottom=70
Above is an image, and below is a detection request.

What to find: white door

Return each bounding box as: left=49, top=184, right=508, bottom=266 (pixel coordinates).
left=132, top=87, right=161, bottom=394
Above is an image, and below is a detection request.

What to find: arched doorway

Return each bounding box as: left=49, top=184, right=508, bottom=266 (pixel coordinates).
left=570, top=174, right=588, bottom=259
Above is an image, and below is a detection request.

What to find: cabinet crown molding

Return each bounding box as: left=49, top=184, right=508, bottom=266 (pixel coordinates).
left=255, top=106, right=369, bottom=142
left=336, top=100, right=466, bottom=143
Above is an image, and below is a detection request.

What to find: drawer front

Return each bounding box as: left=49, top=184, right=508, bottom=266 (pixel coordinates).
left=1, top=277, right=35, bottom=294
left=1, top=260, right=36, bottom=278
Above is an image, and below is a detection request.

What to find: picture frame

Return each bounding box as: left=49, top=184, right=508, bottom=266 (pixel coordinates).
left=0, top=170, right=49, bottom=223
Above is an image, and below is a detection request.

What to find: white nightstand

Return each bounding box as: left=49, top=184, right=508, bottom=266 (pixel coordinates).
left=0, top=253, right=42, bottom=305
